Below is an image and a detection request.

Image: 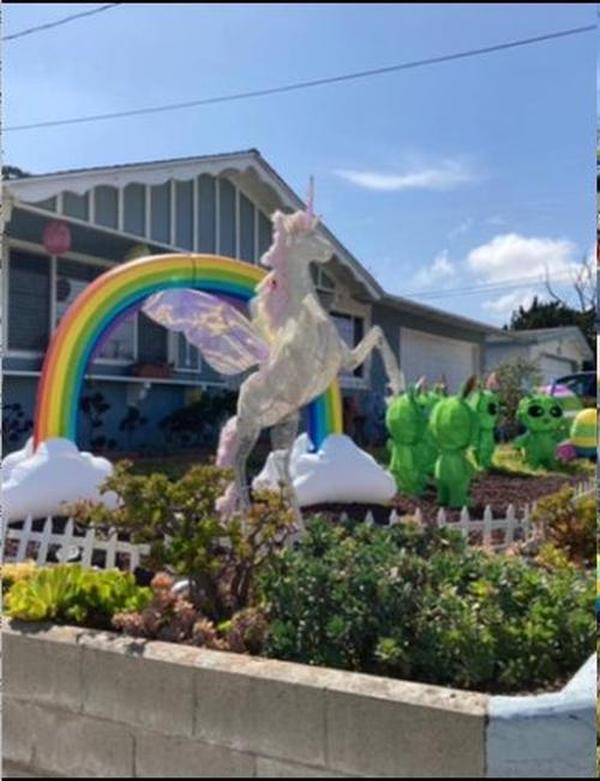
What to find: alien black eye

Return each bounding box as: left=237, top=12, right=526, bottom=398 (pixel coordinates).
left=488, top=403, right=498, bottom=415
left=528, top=405, right=544, bottom=417
left=550, top=406, right=563, bottom=418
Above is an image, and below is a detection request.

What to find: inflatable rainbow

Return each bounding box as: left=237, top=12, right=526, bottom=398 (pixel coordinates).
left=33, top=254, right=343, bottom=450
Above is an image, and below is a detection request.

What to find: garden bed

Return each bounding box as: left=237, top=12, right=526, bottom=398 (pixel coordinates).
left=3, top=620, right=595, bottom=778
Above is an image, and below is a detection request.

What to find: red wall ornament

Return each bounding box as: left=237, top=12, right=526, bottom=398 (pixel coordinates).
left=43, top=220, right=71, bottom=255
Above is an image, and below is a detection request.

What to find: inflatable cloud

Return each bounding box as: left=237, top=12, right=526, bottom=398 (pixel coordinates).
left=253, top=433, right=397, bottom=507
left=2, top=438, right=118, bottom=522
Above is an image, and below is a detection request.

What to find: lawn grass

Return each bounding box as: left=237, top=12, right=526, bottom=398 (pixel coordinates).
left=491, top=443, right=595, bottom=479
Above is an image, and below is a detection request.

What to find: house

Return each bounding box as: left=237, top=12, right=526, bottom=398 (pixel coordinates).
left=484, top=326, right=593, bottom=385
left=2, top=148, right=583, bottom=453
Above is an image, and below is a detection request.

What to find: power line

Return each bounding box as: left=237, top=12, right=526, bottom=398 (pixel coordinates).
left=2, top=3, right=121, bottom=43
left=405, top=272, right=576, bottom=300
left=5, top=23, right=594, bottom=132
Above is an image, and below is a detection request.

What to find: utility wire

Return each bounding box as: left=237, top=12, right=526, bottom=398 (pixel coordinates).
left=5, top=24, right=594, bottom=132
left=407, top=272, right=576, bottom=301
left=2, top=3, right=121, bottom=43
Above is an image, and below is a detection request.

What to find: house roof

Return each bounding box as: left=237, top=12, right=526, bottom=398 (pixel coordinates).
left=486, top=325, right=593, bottom=359
left=6, top=148, right=386, bottom=301
left=6, top=148, right=531, bottom=341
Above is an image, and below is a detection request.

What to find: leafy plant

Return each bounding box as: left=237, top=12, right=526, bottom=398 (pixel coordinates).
left=494, top=357, right=543, bottom=439
left=5, top=564, right=151, bottom=628
left=113, top=572, right=269, bottom=654
left=530, top=486, right=595, bottom=568
left=259, top=517, right=594, bottom=693
left=2, top=402, right=33, bottom=452
left=80, top=390, right=117, bottom=452
left=2, top=560, right=37, bottom=594
left=159, top=391, right=237, bottom=450
left=118, top=405, right=148, bottom=450
left=70, top=462, right=295, bottom=622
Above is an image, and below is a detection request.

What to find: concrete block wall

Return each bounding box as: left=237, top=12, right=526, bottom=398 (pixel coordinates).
left=2, top=621, right=595, bottom=778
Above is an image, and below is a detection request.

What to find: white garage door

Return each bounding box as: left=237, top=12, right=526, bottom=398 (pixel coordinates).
left=400, top=327, right=480, bottom=393
left=539, top=355, right=574, bottom=385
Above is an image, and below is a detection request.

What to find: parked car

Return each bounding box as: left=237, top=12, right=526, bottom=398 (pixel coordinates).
left=554, top=371, right=597, bottom=407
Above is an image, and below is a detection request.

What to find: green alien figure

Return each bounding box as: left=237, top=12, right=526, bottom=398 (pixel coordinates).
left=413, top=380, right=443, bottom=479
left=467, top=374, right=500, bottom=470
left=514, top=393, right=564, bottom=470
left=385, top=386, right=428, bottom=496
left=429, top=378, right=479, bottom=508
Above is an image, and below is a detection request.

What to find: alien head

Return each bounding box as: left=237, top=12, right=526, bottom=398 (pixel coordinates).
left=386, top=386, right=427, bottom=445
left=517, top=393, right=564, bottom=434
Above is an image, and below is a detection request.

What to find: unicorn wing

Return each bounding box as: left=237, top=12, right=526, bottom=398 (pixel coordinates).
left=142, top=289, right=270, bottom=375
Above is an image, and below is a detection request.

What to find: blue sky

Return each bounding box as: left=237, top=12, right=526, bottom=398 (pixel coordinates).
left=4, top=3, right=596, bottom=325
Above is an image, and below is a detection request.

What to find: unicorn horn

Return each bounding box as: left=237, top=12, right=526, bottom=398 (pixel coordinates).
left=306, top=176, right=314, bottom=219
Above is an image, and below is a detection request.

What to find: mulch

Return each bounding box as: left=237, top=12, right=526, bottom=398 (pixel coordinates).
left=305, top=471, right=585, bottom=526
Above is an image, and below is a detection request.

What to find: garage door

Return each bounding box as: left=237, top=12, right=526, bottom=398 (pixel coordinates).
left=539, top=355, right=575, bottom=385
left=400, top=327, right=480, bottom=393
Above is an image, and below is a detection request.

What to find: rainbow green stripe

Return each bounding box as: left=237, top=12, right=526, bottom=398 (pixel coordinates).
left=34, top=254, right=343, bottom=449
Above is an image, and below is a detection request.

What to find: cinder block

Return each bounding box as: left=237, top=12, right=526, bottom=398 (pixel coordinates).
left=134, top=732, right=256, bottom=778
left=3, top=699, right=134, bottom=777
left=192, top=656, right=328, bottom=767
left=3, top=625, right=83, bottom=712
left=325, top=675, right=487, bottom=777
left=4, top=698, right=36, bottom=766
left=256, top=757, right=352, bottom=777
left=80, top=632, right=195, bottom=737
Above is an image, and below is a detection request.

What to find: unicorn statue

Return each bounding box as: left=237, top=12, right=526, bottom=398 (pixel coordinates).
left=143, top=185, right=404, bottom=522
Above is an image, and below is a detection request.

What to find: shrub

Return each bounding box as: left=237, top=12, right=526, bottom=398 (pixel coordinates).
left=5, top=564, right=151, bottom=628
left=113, top=572, right=269, bottom=654
left=2, top=560, right=38, bottom=594
left=70, top=462, right=295, bottom=622
left=260, top=517, right=594, bottom=693
left=159, top=391, right=237, bottom=450
left=530, top=486, right=595, bottom=568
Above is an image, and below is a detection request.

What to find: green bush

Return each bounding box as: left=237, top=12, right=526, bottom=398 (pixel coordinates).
left=260, top=518, right=594, bottom=693
left=5, top=564, right=151, bottom=628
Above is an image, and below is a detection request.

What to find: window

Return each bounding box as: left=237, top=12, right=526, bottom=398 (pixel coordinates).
left=312, top=266, right=335, bottom=310
left=8, top=250, right=51, bottom=352
left=176, top=333, right=201, bottom=372
left=55, top=258, right=135, bottom=362
left=331, top=312, right=364, bottom=379
left=138, top=312, right=169, bottom=364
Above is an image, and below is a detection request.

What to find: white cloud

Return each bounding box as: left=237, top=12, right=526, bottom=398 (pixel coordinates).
left=448, top=218, right=473, bottom=239
left=334, top=158, right=477, bottom=192
left=466, top=233, right=578, bottom=284
left=481, top=289, right=537, bottom=316
left=412, top=250, right=455, bottom=288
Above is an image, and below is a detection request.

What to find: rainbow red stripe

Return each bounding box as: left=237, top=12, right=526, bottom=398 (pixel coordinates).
left=33, top=254, right=343, bottom=450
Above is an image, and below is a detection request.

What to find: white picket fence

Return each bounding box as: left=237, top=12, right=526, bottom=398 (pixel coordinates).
left=2, top=478, right=594, bottom=567
left=2, top=516, right=150, bottom=572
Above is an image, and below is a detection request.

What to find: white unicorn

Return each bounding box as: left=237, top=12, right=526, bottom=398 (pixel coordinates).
left=143, top=193, right=404, bottom=522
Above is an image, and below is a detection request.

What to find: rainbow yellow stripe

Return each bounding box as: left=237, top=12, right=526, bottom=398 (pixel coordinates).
left=33, top=254, right=343, bottom=450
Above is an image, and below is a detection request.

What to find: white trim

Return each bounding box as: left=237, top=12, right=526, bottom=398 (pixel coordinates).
left=4, top=369, right=225, bottom=389
left=57, top=192, right=63, bottom=215
left=117, top=186, right=124, bottom=233
left=9, top=237, right=114, bottom=269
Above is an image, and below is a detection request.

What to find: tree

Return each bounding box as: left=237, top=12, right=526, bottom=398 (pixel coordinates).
left=2, top=165, right=31, bottom=180
left=506, top=296, right=595, bottom=353
left=494, top=356, right=543, bottom=439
